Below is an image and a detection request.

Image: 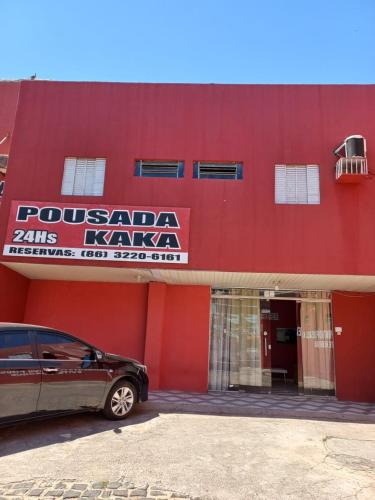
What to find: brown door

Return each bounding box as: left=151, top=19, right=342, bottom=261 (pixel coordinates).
left=332, top=292, right=374, bottom=402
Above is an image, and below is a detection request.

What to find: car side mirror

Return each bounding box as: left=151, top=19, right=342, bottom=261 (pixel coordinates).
left=95, top=350, right=104, bottom=360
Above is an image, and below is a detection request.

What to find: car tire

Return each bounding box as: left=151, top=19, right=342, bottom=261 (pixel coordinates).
left=103, top=380, right=137, bottom=420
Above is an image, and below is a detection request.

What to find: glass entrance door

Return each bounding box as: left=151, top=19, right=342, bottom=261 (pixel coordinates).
left=209, top=289, right=336, bottom=395
left=208, top=290, right=271, bottom=391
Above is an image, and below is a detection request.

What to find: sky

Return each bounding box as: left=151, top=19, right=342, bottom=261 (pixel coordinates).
left=1, top=0, right=375, bottom=84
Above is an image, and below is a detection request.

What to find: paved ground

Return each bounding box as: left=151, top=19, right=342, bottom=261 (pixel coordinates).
left=0, top=392, right=375, bottom=500
left=0, top=479, right=189, bottom=499
left=149, top=390, right=375, bottom=422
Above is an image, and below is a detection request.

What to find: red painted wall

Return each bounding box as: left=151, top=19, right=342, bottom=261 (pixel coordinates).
left=332, top=292, right=375, bottom=402
left=0, top=81, right=20, bottom=156
left=1, top=81, right=375, bottom=276
left=0, top=264, right=29, bottom=322
left=21, top=280, right=211, bottom=392
left=159, top=285, right=211, bottom=391
left=144, top=282, right=167, bottom=390
left=23, top=280, right=148, bottom=361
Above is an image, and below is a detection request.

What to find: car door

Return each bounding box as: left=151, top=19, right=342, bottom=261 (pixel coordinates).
left=35, top=330, right=109, bottom=413
left=0, top=330, right=41, bottom=419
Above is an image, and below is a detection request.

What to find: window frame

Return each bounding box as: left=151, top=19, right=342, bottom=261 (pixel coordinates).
left=35, top=330, right=97, bottom=365
left=135, top=160, right=184, bottom=178
left=193, top=161, right=243, bottom=180
left=275, top=164, right=320, bottom=205
left=0, top=330, right=35, bottom=360
left=0, top=154, right=8, bottom=173
left=0, top=155, right=8, bottom=198
left=61, top=157, right=106, bottom=196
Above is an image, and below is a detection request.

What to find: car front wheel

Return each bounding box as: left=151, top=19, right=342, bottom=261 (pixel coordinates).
left=103, top=381, right=137, bottom=420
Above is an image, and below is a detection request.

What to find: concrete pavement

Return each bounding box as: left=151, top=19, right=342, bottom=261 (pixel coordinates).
left=1, top=402, right=375, bottom=500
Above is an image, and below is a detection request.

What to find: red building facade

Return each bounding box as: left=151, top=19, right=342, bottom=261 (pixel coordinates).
left=0, top=80, right=374, bottom=402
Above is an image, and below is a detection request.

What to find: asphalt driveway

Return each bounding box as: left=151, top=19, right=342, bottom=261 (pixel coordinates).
left=1, top=402, right=375, bottom=500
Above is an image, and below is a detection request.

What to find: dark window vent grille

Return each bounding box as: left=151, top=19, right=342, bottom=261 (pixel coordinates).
left=135, top=160, right=184, bottom=178
left=193, top=162, right=243, bottom=180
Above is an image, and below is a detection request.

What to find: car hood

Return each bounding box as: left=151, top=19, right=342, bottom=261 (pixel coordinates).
left=104, top=352, right=141, bottom=365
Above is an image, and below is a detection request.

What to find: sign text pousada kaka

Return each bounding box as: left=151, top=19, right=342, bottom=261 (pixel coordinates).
left=17, top=205, right=182, bottom=248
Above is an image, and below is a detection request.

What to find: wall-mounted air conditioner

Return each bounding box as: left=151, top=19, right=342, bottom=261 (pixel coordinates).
left=334, top=135, right=369, bottom=183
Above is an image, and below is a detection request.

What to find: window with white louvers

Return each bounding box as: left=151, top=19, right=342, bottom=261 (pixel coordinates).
left=61, top=158, right=106, bottom=196
left=275, top=165, right=320, bottom=205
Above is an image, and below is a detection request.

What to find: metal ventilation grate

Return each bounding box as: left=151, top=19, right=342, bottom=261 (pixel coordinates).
left=135, top=160, right=184, bottom=178
left=194, top=162, right=243, bottom=179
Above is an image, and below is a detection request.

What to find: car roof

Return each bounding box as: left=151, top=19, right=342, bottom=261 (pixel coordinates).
left=0, top=323, right=99, bottom=350
left=0, top=322, right=59, bottom=332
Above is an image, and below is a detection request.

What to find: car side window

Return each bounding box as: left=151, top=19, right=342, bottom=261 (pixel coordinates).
left=37, top=332, right=95, bottom=368
left=0, top=331, right=33, bottom=359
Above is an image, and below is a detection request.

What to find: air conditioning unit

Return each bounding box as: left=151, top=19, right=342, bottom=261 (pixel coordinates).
left=334, top=135, right=369, bottom=183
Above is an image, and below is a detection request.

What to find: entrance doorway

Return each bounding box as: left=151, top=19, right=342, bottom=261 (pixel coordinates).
left=268, top=299, right=299, bottom=393
left=208, top=289, right=335, bottom=396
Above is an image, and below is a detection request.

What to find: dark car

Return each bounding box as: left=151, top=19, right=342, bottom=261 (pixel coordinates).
left=0, top=323, right=148, bottom=424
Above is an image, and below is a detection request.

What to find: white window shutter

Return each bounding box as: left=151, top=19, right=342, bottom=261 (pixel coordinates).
left=275, top=164, right=320, bottom=205
left=295, top=166, right=308, bottom=204
left=275, top=166, right=286, bottom=204
left=306, top=165, right=320, bottom=204
left=73, top=158, right=87, bottom=195
left=285, top=166, right=298, bottom=204
left=83, top=159, right=96, bottom=194
left=61, top=158, right=77, bottom=195
left=61, top=157, right=106, bottom=196
left=93, top=158, right=106, bottom=195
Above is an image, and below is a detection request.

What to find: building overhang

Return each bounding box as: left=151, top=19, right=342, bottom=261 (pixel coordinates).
left=3, top=262, right=375, bottom=292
